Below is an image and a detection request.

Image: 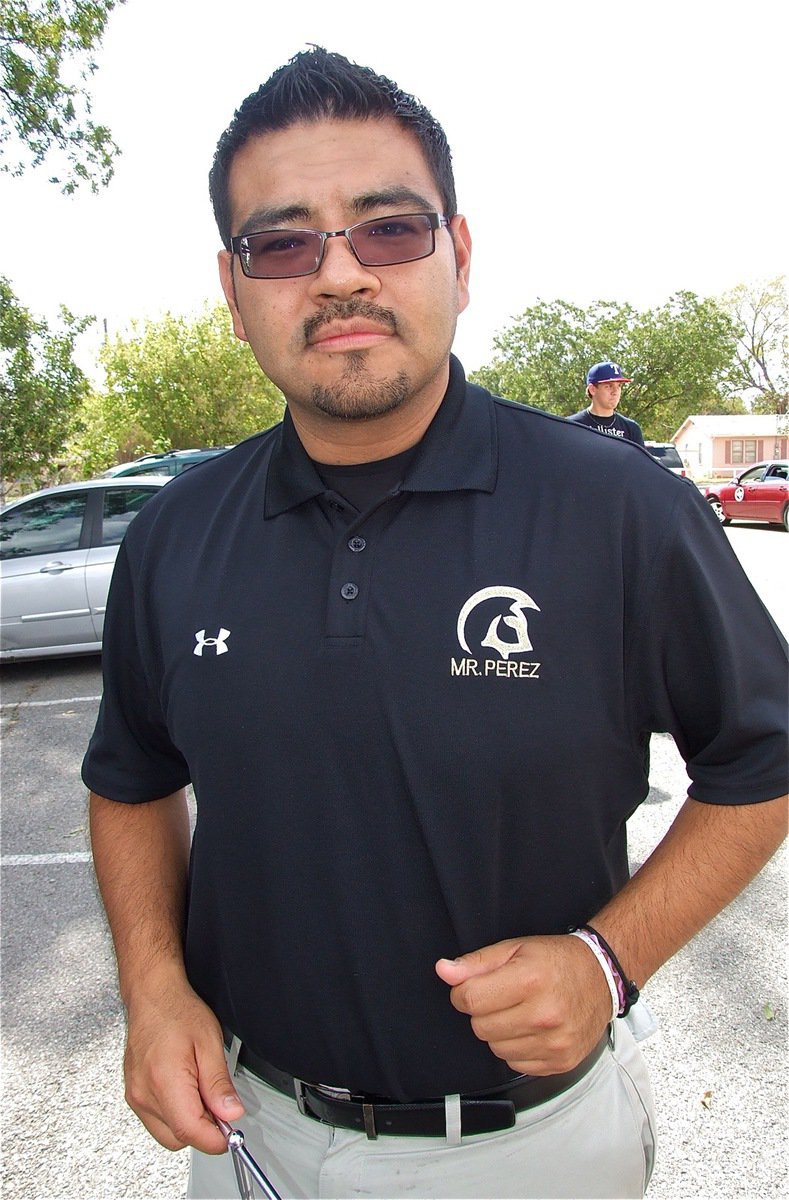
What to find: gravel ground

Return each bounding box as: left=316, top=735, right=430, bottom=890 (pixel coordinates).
left=625, top=734, right=787, bottom=1200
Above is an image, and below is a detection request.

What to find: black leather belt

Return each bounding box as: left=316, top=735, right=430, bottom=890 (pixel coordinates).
left=223, top=1029, right=609, bottom=1138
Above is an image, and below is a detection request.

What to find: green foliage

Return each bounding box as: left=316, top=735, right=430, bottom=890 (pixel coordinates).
left=471, top=292, right=744, bottom=440
left=721, top=277, right=788, bottom=415
left=1, top=275, right=92, bottom=488
left=0, top=0, right=122, bottom=192
left=68, top=303, right=285, bottom=475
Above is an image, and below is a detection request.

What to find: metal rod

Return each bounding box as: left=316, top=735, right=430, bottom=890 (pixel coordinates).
left=215, top=1117, right=283, bottom=1200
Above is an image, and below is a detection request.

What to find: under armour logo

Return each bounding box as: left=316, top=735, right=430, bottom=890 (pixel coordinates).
left=193, top=628, right=231, bottom=656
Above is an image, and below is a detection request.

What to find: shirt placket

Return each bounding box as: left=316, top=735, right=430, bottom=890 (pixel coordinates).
left=320, top=492, right=399, bottom=642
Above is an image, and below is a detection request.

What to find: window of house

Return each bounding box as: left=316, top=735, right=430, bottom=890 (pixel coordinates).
left=731, top=440, right=758, bottom=464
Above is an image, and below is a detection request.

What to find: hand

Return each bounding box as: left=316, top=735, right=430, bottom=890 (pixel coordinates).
left=123, top=973, right=245, bottom=1152
left=435, top=935, right=612, bottom=1075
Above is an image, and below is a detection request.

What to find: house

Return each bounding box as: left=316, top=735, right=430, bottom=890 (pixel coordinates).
left=671, top=414, right=789, bottom=480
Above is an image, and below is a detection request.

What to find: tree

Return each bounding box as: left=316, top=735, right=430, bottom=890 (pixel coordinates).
left=0, top=0, right=122, bottom=193
left=68, top=303, right=285, bottom=476
left=1, top=2, right=122, bottom=487
left=0, top=275, right=92, bottom=491
left=471, top=292, right=744, bottom=441
left=721, top=277, right=788, bottom=415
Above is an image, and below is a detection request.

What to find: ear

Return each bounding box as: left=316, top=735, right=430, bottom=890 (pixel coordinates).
left=218, top=249, right=249, bottom=343
left=449, top=214, right=472, bottom=315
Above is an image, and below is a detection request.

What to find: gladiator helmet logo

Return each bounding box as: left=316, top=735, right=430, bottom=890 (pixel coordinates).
left=456, top=587, right=541, bottom=661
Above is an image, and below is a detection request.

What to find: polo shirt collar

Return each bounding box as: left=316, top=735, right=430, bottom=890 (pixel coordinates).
left=264, top=355, right=497, bottom=517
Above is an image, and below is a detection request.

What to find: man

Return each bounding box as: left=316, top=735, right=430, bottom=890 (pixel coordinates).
left=83, top=48, right=787, bottom=1200
left=567, top=360, right=645, bottom=444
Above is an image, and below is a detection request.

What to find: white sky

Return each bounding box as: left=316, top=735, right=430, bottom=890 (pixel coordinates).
left=1, top=0, right=787, bottom=376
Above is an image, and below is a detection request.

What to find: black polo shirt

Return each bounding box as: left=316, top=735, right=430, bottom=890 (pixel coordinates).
left=83, top=357, right=788, bottom=1100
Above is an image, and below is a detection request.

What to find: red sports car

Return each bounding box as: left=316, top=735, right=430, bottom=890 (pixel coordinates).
left=704, top=460, right=789, bottom=531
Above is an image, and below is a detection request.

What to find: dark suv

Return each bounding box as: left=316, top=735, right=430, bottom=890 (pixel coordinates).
left=644, top=442, right=686, bottom=476
left=100, top=447, right=233, bottom=479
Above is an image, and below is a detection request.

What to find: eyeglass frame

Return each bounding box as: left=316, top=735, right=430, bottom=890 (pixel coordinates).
left=230, top=212, right=450, bottom=279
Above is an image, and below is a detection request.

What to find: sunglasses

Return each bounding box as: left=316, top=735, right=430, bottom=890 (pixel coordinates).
left=231, top=212, right=449, bottom=279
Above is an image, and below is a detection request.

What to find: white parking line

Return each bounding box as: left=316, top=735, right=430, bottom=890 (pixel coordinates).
left=0, top=696, right=101, bottom=710
left=1, top=852, right=91, bottom=865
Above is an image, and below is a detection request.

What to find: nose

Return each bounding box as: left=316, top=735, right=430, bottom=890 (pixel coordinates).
left=306, top=233, right=382, bottom=302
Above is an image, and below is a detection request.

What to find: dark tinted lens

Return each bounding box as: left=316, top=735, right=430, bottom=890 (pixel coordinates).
left=241, top=230, right=323, bottom=278
left=350, top=214, right=434, bottom=266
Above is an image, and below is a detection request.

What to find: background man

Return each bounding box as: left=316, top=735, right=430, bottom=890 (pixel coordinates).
left=83, top=48, right=787, bottom=1200
left=568, top=360, right=645, bottom=444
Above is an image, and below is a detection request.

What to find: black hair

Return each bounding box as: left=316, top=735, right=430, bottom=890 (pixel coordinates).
left=209, top=47, right=456, bottom=249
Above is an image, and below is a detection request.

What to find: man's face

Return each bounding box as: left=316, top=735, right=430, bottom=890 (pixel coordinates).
left=218, top=117, right=471, bottom=440
left=588, top=381, right=623, bottom=416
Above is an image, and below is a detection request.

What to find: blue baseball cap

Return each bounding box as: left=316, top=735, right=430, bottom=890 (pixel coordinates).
left=586, top=360, right=632, bottom=385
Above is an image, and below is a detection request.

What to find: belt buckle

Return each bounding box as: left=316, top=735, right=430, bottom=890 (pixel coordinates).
left=293, top=1079, right=352, bottom=1113
left=309, top=1082, right=377, bottom=1138
left=311, top=1082, right=353, bottom=1102
left=301, top=1080, right=378, bottom=1140
left=293, top=1078, right=307, bottom=1115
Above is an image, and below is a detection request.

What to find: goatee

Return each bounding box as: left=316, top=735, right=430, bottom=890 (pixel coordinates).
left=311, top=356, right=411, bottom=421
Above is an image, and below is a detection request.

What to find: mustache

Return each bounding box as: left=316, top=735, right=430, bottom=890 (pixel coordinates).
left=303, top=299, right=398, bottom=343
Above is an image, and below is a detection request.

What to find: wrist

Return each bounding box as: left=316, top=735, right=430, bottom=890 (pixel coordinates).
left=120, top=955, right=190, bottom=1013
left=568, top=925, right=640, bottom=1018
left=569, top=929, right=619, bottom=1021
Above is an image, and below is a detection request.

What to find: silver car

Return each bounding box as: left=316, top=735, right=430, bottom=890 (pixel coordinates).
left=0, top=476, right=168, bottom=661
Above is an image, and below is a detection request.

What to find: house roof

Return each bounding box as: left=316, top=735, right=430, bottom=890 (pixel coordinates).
left=672, top=414, right=788, bottom=441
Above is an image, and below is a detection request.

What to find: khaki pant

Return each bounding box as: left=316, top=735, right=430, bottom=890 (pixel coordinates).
left=188, top=1020, right=656, bottom=1199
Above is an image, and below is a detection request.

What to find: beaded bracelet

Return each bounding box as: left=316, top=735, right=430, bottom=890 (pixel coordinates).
left=569, top=924, right=640, bottom=1017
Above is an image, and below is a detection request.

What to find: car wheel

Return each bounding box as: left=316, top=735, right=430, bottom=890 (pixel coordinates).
left=708, top=498, right=729, bottom=524
left=783, top=505, right=789, bottom=532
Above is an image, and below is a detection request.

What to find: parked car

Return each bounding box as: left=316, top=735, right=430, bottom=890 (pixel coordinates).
left=100, top=446, right=232, bottom=478
left=645, top=442, right=687, bottom=476
left=703, top=460, right=789, bottom=531
left=0, top=477, right=169, bottom=661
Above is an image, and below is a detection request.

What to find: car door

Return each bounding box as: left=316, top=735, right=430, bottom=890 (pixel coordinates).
left=724, top=465, right=764, bottom=519
left=749, top=464, right=789, bottom=522
left=0, top=491, right=93, bottom=653
left=84, top=483, right=164, bottom=639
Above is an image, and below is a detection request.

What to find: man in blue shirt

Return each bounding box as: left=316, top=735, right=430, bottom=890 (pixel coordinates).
left=568, top=360, right=645, bottom=444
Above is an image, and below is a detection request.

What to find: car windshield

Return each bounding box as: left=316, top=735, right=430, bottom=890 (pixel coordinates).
left=647, top=445, right=683, bottom=467
left=647, top=448, right=681, bottom=470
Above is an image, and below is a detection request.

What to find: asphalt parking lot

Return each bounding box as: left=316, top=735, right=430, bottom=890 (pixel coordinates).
left=1, top=524, right=787, bottom=1199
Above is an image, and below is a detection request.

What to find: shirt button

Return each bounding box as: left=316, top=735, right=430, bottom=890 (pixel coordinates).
left=348, top=536, right=366, bottom=552
left=341, top=583, right=359, bottom=601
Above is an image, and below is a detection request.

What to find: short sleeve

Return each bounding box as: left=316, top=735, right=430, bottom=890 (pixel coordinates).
left=81, top=539, right=191, bottom=803
left=629, top=420, right=645, bottom=447
left=628, top=487, right=788, bottom=804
